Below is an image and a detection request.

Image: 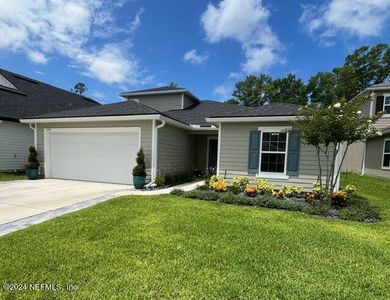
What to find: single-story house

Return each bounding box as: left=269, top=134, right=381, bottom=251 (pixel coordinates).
left=342, top=82, right=390, bottom=178
left=0, top=68, right=99, bottom=171
left=20, top=86, right=336, bottom=190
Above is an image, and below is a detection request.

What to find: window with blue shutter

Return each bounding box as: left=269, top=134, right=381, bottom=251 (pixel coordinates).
left=248, top=131, right=260, bottom=173
left=287, top=131, right=300, bottom=176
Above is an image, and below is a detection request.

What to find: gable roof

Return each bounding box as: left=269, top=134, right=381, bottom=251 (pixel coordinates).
left=367, top=82, right=390, bottom=91
left=163, top=100, right=253, bottom=127
left=207, top=102, right=301, bottom=118
left=120, top=85, right=200, bottom=103
left=0, top=68, right=100, bottom=121
left=25, top=99, right=160, bottom=119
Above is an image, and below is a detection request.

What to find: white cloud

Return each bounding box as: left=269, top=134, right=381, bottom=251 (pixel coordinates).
left=300, top=0, right=390, bottom=43
left=183, top=49, right=209, bottom=65
left=201, top=0, right=282, bottom=73
left=0, top=0, right=149, bottom=85
left=130, top=8, right=145, bottom=33
left=214, top=84, right=232, bottom=99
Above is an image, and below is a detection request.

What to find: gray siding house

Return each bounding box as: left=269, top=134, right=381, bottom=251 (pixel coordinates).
left=342, top=83, right=390, bottom=179
left=0, top=69, right=99, bottom=172
left=20, top=85, right=334, bottom=190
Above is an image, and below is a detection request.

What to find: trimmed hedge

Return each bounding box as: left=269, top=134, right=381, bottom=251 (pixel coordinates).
left=170, top=189, right=380, bottom=223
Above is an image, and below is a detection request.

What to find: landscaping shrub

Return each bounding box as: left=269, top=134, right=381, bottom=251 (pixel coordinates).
left=255, top=179, right=274, bottom=195
left=155, top=175, right=166, bottom=187
left=170, top=189, right=185, bottom=196
left=185, top=189, right=220, bottom=201
left=231, top=176, right=250, bottom=194
left=164, top=172, right=193, bottom=186
left=339, top=197, right=380, bottom=222
left=170, top=187, right=379, bottom=223
left=244, top=185, right=258, bottom=197
left=25, top=146, right=39, bottom=170
left=209, top=175, right=227, bottom=192
left=331, top=191, right=348, bottom=207
left=280, top=185, right=302, bottom=198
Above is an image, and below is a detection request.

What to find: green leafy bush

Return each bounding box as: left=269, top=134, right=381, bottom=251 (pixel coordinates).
left=255, top=179, right=274, bottom=195
left=185, top=190, right=220, bottom=201
left=231, top=176, right=250, bottom=193
left=170, top=189, right=185, bottom=196
left=155, top=175, right=166, bottom=187
left=281, top=185, right=302, bottom=198
left=25, top=146, right=39, bottom=170
left=339, top=197, right=380, bottom=222
left=165, top=173, right=193, bottom=186
left=132, top=148, right=146, bottom=177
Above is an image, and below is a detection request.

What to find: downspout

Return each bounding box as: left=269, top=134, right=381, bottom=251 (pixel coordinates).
left=216, top=122, right=221, bottom=176
left=29, top=123, right=37, bottom=149
left=361, top=140, right=367, bottom=176
left=150, top=119, right=165, bottom=182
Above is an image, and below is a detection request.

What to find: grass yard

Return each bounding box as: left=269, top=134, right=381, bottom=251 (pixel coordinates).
left=0, top=172, right=26, bottom=181
left=1, top=173, right=390, bottom=299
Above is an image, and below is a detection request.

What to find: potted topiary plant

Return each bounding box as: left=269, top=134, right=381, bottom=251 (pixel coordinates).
left=132, top=148, right=147, bottom=189
left=25, top=146, right=39, bottom=180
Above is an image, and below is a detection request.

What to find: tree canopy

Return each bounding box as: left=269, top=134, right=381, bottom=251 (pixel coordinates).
left=227, top=43, right=390, bottom=107
left=71, top=82, right=87, bottom=95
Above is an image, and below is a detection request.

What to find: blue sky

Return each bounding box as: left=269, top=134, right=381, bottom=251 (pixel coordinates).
left=0, top=0, right=389, bottom=104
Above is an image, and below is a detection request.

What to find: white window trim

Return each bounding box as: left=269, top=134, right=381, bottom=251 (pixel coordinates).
left=256, top=126, right=291, bottom=179
left=382, top=93, right=390, bottom=116
left=381, top=138, right=390, bottom=170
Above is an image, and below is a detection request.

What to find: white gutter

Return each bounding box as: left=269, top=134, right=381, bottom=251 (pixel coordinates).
left=206, top=116, right=297, bottom=123
left=20, top=114, right=160, bottom=124
left=151, top=119, right=166, bottom=180
left=29, top=123, right=37, bottom=149
left=120, top=89, right=201, bottom=102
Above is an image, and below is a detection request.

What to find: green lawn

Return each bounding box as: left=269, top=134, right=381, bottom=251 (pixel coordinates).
left=0, top=172, right=26, bottom=181
left=1, top=173, right=390, bottom=299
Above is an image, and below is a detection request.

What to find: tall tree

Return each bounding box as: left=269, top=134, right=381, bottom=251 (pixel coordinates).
left=71, top=82, right=87, bottom=95
left=334, top=44, right=390, bottom=100
left=268, top=74, right=307, bottom=105
left=231, top=74, right=272, bottom=106
left=307, top=72, right=337, bottom=106
left=168, top=82, right=178, bottom=88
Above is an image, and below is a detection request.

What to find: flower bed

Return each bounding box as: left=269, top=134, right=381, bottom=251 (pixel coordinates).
left=170, top=176, right=380, bottom=223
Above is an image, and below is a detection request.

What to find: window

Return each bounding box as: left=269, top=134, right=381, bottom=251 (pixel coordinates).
left=384, top=95, right=390, bottom=114
left=382, top=139, right=390, bottom=169
left=260, top=131, right=287, bottom=173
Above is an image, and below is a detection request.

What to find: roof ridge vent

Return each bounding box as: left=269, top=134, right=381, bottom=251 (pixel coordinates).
left=0, top=74, right=17, bottom=90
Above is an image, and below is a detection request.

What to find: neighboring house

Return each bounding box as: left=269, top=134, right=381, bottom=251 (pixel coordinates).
left=0, top=69, right=100, bottom=171
left=342, top=82, right=390, bottom=178
left=20, top=86, right=335, bottom=190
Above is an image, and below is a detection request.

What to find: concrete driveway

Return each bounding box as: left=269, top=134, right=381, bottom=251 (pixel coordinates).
left=0, top=179, right=129, bottom=225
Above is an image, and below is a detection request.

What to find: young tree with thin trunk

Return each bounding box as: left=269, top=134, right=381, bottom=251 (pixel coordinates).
left=295, top=93, right=382, bottom=201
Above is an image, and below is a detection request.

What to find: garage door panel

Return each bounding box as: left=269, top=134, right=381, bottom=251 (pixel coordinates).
left=48, top=129, right=139, bottom=184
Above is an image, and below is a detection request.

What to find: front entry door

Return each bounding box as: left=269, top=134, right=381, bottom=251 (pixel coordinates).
left=208, top=138, right=218, bottom=170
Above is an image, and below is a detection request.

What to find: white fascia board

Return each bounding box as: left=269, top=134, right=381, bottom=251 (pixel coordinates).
left=120, top=89, right=186, bottom=97
left=120, top=89, right=200, bottom=102
left=205, top=116, right=297, bottom=123
left=20, top=114, right=160, bottom=124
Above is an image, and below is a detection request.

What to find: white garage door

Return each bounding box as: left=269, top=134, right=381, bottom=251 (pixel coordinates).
left=46, top=128, right=140, bottom=184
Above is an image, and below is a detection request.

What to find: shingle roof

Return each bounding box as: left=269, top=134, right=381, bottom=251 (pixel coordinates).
left=208, top=102, right=301, bottom=118
left=25, top=99, right=160, bottom=119
left=124, top=86, right=186, bottom=93
left=0, top=68, right=100, bottom=121
left=163, top=100, right=255, bottom=127
left=367, top=82, right=390, bottom=90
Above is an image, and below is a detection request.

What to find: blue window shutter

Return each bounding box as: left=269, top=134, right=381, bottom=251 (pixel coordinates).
left=287, top=131, right=300, bottom=176
left=248, top=131, right=260, bottom=173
